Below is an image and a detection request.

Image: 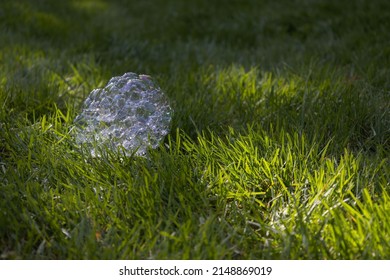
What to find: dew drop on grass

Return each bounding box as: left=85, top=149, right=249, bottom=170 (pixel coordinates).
left=73, top=72, right=172, bottom=157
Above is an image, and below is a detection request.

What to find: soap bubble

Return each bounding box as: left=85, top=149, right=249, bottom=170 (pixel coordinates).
left=73, top=72, right=172, bottom=157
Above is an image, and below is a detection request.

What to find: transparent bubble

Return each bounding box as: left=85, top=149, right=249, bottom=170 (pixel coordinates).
left=73, top=72, right=172, bottom=157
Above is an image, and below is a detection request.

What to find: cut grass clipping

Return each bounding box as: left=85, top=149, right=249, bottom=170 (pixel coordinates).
left=1, top=0, right=389, bottom=259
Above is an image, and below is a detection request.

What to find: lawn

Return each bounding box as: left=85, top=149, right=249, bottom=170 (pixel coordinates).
left=0, top=0, right=389, bottom=259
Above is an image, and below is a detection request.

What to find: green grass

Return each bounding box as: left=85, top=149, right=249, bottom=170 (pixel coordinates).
left=0, top=0, right=389, bottom=259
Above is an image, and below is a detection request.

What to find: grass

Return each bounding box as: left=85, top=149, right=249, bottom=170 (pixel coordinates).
left=0, top=0, right=389, bottom=259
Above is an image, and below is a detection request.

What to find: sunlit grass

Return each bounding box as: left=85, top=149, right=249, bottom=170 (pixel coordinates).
left=0, top=0, right=389, bottom=259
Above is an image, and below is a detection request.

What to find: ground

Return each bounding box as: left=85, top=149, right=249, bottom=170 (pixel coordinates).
left=0, top=0, right=389, bottom=259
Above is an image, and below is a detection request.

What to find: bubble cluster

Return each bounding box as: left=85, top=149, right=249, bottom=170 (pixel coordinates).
left=74, top=72, right=172, bottom=157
